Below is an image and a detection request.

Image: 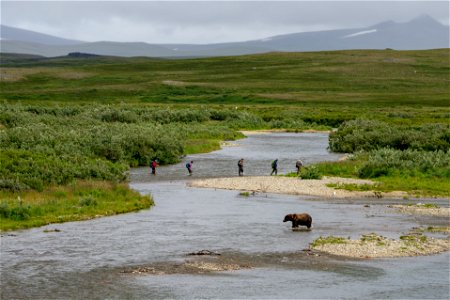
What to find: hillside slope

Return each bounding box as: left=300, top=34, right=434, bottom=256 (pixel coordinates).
left=1, top=49, right=449, bottom=108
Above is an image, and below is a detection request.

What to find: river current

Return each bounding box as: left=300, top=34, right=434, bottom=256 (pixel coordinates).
left=1, top=133, right=449, bottom=299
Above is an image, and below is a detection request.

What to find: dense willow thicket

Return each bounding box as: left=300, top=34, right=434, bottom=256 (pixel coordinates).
left=0, top=104, right=257, bottom=191
left=357, top=148, right=450, bottom=179
left=320, top=120, right=450, bottom=195
left=329, top=119, right=450, bottom=153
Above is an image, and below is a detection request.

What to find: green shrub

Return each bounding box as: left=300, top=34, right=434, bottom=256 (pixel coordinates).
left=79, top=196, right=98, bottom=207
left=0, top=202, right=32, bottom=221
left=0, top=150, right=128, bottom=191
left=239, top=191, right=251, bottom=197
left=0, top=202, right=10, bottom=218
left=0, top=179, right=30, bottom=191
left=357, top=149, right=450, bottom=178
left=329, top=120, right=450, bottom=153
left=0, top=104, right=248, bottom=191
left=299, top=166, right=323, bottom=179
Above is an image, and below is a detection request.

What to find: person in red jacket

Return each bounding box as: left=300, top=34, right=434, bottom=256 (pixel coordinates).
left=150, top=159, right=159, bottom=175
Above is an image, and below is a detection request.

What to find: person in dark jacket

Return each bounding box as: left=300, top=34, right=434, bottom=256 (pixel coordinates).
left=238, top=158, right=244, bottom=176
left=186, top=161, right=193, bottom=176
left=270, top=159, right=278, bottom=175
left=296, top=159, right=303, bottom=175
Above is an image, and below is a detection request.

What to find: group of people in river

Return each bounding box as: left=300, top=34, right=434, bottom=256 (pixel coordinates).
left=238, top=158, right=303, bottom=176
left=150, top=158, right=304, bottom=177
left=150, top=159, right=194, bottom=176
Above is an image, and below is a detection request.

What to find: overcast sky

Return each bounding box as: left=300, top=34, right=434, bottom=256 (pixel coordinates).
left=1, top=1, right=448, bottom=44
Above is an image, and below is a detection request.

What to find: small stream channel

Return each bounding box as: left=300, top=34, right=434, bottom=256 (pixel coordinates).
left=1, top=133, right=449, bottom=299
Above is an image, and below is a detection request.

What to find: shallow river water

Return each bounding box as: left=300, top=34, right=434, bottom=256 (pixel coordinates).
left=1, top=133, right=449, bottom=299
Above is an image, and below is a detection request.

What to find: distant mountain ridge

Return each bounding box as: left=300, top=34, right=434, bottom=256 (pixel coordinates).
left=1, top=15, right=448, bottom=58
left=1, top=24, right=82, bottom=46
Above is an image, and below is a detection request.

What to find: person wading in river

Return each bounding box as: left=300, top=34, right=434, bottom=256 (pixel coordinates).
left=150, top=159, right=159, bottom=175
left=296, top=159, right=303, bottom=175
left=186, top=161, right=193, bottom=176
left=270, top=159, right=278, bottom=175
left=238, top=158, right=244, bottom=176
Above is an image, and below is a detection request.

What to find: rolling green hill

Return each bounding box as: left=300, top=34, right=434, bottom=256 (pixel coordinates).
left=1, top=49, right=449, bottom=107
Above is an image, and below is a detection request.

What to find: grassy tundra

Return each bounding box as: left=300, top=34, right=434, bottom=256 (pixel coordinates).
left=1, top=49, right=449, bottom=230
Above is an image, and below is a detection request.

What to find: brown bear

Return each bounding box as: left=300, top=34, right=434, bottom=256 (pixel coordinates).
left=283, top=213, right=312, bottom=229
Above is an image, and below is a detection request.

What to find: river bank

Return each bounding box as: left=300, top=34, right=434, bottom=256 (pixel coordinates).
left=188, top=176, right=407, bottom=199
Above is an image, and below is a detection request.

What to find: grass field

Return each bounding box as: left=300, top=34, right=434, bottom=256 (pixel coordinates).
left=1, top=49, right=449, bottom=229
left=2, top=49, right=449, bottom=106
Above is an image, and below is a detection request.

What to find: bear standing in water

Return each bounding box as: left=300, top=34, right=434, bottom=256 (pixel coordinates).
left=283, top=213, right=312, bottom=229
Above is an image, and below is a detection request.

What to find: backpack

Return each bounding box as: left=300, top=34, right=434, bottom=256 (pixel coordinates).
left=152, top=161, right=157, bottom=168
left=186, top=162, right=190, bottom=168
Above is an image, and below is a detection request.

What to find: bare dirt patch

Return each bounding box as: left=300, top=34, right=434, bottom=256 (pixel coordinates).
left=0, top=68, right=38, bottom=81
left=0, top=68, right=92, bottom=81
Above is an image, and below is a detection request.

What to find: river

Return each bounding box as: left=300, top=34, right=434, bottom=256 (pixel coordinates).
left=1, top=133, right=449, bottom=299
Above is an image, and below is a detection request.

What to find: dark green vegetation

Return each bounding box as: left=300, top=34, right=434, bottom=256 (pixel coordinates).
left=1, top=49, right=449, bottom=229
left=317, top=149, right=450, bottom=196
left=316, top=119, right=450, bottom=196
left=329, top=120, right=449, bottom=153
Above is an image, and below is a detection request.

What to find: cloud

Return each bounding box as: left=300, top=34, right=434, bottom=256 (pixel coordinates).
left=1, top=1, right=448, bottom=44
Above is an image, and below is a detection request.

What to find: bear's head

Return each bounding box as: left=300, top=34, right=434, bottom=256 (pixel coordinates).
left=283, top=214, right=293, bottom=222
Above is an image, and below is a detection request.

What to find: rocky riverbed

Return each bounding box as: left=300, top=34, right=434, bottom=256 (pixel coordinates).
left=189, top=176, right=407, bottom=199
left=189, top=175, right=449, bottom=259
left=388, top=204, right=450, bottom=217
left=310, top=233, right=450, bottom=258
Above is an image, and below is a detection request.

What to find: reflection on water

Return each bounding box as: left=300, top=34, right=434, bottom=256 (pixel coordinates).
left=1, top=133, right=449, bottom=299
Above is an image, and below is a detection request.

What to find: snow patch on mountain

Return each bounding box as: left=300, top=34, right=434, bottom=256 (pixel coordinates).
left=343, top=29, right=377, bottom=38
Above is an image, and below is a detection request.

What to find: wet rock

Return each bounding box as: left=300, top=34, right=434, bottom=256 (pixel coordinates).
left=187, top=250, right=221, bottom=256
left=302, top=248, right=321, bottom=256
left=43, top=228, right=61, bottom=233
left=373, top=191, right=383, bottom=198
left=185, top=262, right=247, bottom=272
left=292, top=227, right=312, bottom=232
